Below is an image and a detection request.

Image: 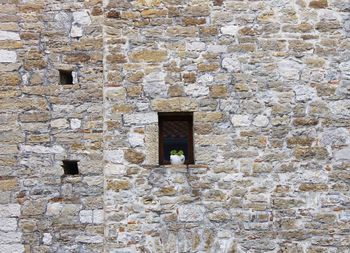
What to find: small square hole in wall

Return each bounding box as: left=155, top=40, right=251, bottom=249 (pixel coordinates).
left=62, top=160, right=79, bottom=175
left=59, top=70, right=73, bottom=85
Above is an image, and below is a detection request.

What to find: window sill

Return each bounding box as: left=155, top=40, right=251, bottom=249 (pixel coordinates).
left=143, top=164, right=209, bottom=172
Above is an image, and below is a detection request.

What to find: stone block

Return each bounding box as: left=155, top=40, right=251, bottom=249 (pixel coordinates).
left=0, top=244, right=24, bottom=253
left=0, top=178, right=17, bottom=191
left=0, top=31, right=20, bottom=40
left=0, top=50, right=16, bottom=62
left=309, top=0, right=328, bottom=8
left=0, top=204, right=20, bottom=217
left=151, top=97, right=198, bottom=112
left=80, top=210, right=93, bottom=223
left=0, top=218, right=17, bottom=231
left=129, top=50, right=167, bottom=63
left=178, top=205, right=205, bottom=222
left=194, top=112, right=223, bottom=122
left=123, top=112, right=158, bottom=125
left=124, top=149, right=145, bottom=164
left=0, top=231, right=22, bottom=243
left=231, top=115, right=251, bottom=127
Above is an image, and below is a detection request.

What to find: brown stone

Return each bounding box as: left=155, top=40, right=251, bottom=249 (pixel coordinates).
left=167, top=26, right=197, bottom=37
left=151, top=97, right=198, bottom=112
left=183, top=17, right=206, bottom=26
left=198, top=63, right=219, bottom=72
left=272, top=198, right=304, bottom=209
left=19, top=111, right=50, bottom=123
left=65, top=53, right=90, bottom=63
left=112, top=104, right=134, bottom=113
left=309, top=0, right=328, bottom=8
left=106, top=10, right=120, bottom=18
left=91, top=6, right=103, bottom=16
left=19, top=3, right=44, bottom=13
left=299, top=183, right=328, bottom=192
left=304, top=57, right=325, bottom=67
left=137, top=0, right=161, bottom=6
left=200, top=26, right=218, bottom=36
left=157, top=186, right=176, bottom=196
left=107, top=180, right=131, bottom=191
left=107, top=54, right=127, bottom=63
left=126, top=86, right=143, bottom=97
left=183, top=5, right=210, bottom=17
left=182, top=72, right=196, bottom=83
left=289, top=41, right=313, bottom=54
left=294, top=147, right=328, bottom=160
left=129, top=50, right=167, bottom=63
left=0, top=177, right=17, bottom=191
left=293, top=117, right=319, bottom=126
left=124, top=149, right=145, bottom=164
left=168, top=85, right=184, bottom=97
left=141, top=9, right=167, bottom=17
left=194, top=112, right=223, bottom=122
left=213, top=0, right=224, bottom=6
left=0, top=40, right=23, bottom=49
left=239, top=27, right=258, bottom=36
left=287, top=136, right=314, bottom=147
left=315, top=21, right=341, bottom=32
left=210, top=85, right=228, bottom=98
left=204, top=190, right=226, bottom=201
left=1, top=72, right=20, bottom=86
left=127, top=72, right=144, bottom=83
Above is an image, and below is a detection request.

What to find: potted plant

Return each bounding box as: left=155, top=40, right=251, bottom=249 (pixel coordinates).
left=170, top=150, right=185, bottom=165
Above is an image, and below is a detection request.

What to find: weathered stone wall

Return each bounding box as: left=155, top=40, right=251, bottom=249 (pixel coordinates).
left=1, top=0, right=104, bottom=252
left=0, top=0, right=349, bottom=252
left=103, top=0, right=350, bottom=252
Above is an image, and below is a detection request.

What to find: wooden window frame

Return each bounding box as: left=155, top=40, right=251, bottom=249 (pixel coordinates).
left=158, top=112, right=194, bottom=165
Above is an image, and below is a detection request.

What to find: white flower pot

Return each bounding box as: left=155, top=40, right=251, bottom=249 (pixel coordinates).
left=170, top=155, right=185, bottom=165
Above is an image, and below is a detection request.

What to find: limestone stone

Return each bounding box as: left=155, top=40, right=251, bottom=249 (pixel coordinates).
left=178, top=205, right=205, bottom=222
left=43, top=233, right=52, bottom=245
left=0, top=31, right=20, bottom=41
left=231, top=115, right=251, bottom=127
left=0, top=218, right=17, bottom=231
left=222, top=57, right=241, bottom=72
left=252, top=115, right=269, bottom=127
left=0, top=49, right=16, bottom=62
left=0, top=204, right=21, bottom=217
left=123, top=112, right=158, bottom=125
left=0, top=244, right=24, bottom=253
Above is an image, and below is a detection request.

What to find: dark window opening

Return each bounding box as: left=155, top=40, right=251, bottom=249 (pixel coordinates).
left=62, top=160, right=79, bottom=175
left=59, top=70, right=73, bottom=85
left=159, top=112, right=194, bottom=165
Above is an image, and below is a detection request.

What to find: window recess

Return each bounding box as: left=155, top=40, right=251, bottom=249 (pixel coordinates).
left=158, top=112, right=194, bottom=165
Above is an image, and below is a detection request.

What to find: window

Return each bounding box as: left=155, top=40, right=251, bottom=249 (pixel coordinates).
left=158, top=112, right=194, bottom=165
left=62, top=160, right=79, bottom=175
left=59, top=70, right=73, bottom=85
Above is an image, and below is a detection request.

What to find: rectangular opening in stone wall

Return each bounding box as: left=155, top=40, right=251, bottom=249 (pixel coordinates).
left=159, top=112, right=194, bottom=165
left=59, top=70, right=73, bottom=85
left=62, top=160, right=79, bottom=175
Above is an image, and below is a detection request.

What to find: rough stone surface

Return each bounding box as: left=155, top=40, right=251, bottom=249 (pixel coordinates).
left=0, top=0, right=349, bottom=253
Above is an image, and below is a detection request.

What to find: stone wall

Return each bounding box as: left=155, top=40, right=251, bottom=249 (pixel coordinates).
left=1, top=0, right=104, bottom=252
left=0, top=0, right=349, bottom=252
left=103, top=0, right=349, bottom=252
